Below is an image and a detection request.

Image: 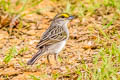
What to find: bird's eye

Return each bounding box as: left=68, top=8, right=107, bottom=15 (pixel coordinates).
left=61, top=16, right=65, bottom=18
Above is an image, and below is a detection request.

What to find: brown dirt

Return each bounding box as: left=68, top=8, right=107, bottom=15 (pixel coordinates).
left=0, top=0, right=120, bottom=80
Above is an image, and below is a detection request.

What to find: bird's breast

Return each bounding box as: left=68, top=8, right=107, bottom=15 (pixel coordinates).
left=47, top=40, right=67, bottom=54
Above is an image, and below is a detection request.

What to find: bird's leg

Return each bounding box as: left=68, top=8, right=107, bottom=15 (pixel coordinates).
left=47, top=54, right=50, bottom=63
left=54, top=54, right=58, bottom=63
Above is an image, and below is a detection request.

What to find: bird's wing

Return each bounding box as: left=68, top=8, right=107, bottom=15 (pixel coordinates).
left=36, top=25, right=67, bottom=48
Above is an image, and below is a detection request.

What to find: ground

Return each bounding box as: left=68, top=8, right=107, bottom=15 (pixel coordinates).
left=0, top=0, right=120, bottom=80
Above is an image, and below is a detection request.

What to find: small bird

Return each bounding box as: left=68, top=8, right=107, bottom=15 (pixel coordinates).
left=27, top=13, right=74, bottom=65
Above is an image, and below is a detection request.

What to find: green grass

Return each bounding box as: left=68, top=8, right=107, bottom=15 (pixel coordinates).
left=0, top=0, right=43, bottom=34
left=3, top=46, right=28, bottom=64
left=59, top=0, right=120, bottom=18
left=3, top=46, right=17, bottom=64
left=30, top=74, right=49, bottom=80
left=75, top=42, right=120, bottom=80
left=18, top=47, right=28, bottom=55
left=0, top=0, right=43, bottom=16
left=30, top=75, right=40, bottom=80
left=52, top=72, right=60, bottom=79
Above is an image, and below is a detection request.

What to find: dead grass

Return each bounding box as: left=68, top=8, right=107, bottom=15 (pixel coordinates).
left=0, top=0, right=120, bottom=80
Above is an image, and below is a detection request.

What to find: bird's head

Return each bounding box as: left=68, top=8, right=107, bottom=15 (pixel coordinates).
left=53, top=13, right=74, bottom=23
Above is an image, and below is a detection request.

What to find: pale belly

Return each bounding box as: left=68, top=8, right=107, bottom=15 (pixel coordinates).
left=47, top=40, right=67, bottom=54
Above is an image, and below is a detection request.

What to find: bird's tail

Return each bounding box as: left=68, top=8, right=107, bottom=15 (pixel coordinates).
left=27, top=48, right=45, bottom=65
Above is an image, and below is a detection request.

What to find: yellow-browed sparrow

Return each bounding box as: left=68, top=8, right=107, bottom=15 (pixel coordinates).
left=27, top=13, right=74, bottom=65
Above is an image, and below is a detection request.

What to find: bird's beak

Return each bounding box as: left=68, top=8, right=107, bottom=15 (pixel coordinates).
left=68, top=16, right=74, bottom=20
